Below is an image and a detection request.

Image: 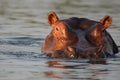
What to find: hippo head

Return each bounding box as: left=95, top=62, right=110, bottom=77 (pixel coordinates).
left=41, top=11, right=118, bottom=58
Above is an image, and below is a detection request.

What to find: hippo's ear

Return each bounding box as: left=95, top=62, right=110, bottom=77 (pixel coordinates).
left=48, top=11, right=59, bottom=26
left=100, top=16, right=112, bottom=30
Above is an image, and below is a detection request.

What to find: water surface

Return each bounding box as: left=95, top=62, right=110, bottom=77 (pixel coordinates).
left=0, top=0, right=120, bottom=80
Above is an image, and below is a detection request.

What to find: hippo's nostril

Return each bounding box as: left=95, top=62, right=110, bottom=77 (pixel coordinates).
left=65, top=47, right=75, bottom=58
left=67, top=47, right=74, bottom=52
left=55, top=28, right=59, bottom=31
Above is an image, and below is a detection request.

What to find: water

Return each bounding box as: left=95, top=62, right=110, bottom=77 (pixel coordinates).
left=0, top=0, right=120, bottom=80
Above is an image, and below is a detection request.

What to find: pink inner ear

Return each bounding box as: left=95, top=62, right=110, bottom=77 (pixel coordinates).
left=100, top=16, right=112, bottom=27
left=48, top=12, right=59, bottom=26
left=100, top=16, right=112, bottom=29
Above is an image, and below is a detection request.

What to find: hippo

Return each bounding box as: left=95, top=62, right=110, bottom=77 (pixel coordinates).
left=41, top=11, right=118, bottom=59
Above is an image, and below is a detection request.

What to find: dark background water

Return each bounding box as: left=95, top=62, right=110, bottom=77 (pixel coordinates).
left=0, top=0, right=120, bottom=80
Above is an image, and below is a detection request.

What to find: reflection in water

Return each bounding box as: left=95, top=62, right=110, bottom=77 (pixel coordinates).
left=47, top=59, right=107, bottom=68
left=44, top=59, right=107, bottom=79
left=47, top=60, right=71, bottom=68
left=88, top=59, right=107, bottom=64
left=44, top=71, right=64, bottom=79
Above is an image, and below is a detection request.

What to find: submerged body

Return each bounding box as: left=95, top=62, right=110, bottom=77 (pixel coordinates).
left=41, top=11, right=118, bottom=59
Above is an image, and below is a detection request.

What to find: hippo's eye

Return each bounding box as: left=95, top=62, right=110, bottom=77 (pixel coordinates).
left=55, top=28, right=59, bottom=31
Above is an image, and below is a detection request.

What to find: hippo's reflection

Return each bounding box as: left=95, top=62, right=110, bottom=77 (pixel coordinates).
left=46, top=60, right=78, bottom=68
left=44, top=59, right=107, bottom=79
left=47, top=59, right=106, bottom=68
